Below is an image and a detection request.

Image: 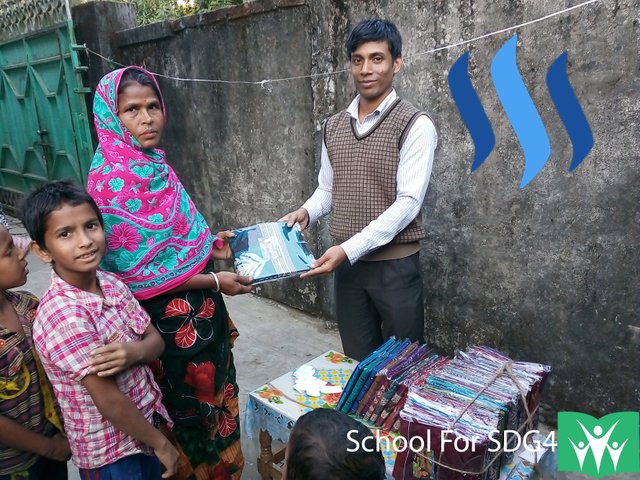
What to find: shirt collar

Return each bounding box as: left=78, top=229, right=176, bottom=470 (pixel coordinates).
left=49, top=269, right=121, bottom=316
left=346, top=89, right=397, bottom=121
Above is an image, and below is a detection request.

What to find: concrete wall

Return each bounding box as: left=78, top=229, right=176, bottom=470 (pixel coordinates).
left=73, top=0, right=639, bottom=417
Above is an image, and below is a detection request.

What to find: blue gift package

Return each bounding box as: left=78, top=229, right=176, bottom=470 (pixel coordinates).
left=229, top=222, right=315, bottom=284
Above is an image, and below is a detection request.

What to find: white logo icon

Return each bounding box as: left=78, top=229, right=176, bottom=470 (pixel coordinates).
left=568, top=420, right=629, bottom=472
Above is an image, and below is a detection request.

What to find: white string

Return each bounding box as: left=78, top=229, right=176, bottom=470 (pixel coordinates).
left=86, top=0, right=601, bottom=86
left=87, top=47, right=349, bottom=88
left=410, top=0, right=601, bottom=58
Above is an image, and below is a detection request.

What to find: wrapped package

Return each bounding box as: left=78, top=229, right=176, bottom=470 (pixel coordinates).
left=229, top=222, right=315, bottom=284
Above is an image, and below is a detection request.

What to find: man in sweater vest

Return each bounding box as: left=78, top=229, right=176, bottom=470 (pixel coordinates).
left=280, top=19, right=437, bottom=360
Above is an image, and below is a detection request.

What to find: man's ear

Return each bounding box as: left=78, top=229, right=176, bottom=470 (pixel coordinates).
left=30, top=241, right=53, bottom=264
left=393, top=56, right=403, bottom=75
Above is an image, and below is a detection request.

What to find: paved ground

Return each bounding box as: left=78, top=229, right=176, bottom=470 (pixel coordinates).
left=7, top=216, right=636, bottom=480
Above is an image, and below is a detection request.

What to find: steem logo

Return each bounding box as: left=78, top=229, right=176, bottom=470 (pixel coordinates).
left=448, top=35, right=594, bottom=188
left=558, top=412, right=640, bottom=477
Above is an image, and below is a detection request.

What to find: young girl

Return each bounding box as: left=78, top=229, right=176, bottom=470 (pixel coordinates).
left=86, top=66, right=253, bottom=479
left=0, top=226, right=69, bottom=479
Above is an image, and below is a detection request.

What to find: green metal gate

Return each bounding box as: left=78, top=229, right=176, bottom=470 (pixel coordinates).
left=0, top=0, right=93, bottom=211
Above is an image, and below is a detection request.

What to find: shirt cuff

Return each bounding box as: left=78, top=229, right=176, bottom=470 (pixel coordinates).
left=340, top=235, right=369, bottom=264
left=301, top=201, right=321, bottom=226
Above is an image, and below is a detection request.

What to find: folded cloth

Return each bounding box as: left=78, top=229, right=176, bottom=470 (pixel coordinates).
left=229, top=222, right=315, bottom=284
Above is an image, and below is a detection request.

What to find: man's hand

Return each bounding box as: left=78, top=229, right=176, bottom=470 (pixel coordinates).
left=155, top=436, right=179, bottom=479
left=279, top=208, right=310, bottom=230
left=217, top=271, right=253, bottom=295
left=300, top=246, right=347, bottom=278
left=89, top=342, right=137, bottom=376
left=43, top=433, right=71, bottom=462
left=210, top=231, right=234, bottom=260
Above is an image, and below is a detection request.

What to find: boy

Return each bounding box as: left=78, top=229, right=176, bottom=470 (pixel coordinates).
left=20, top=180, right=178, bottom=479
left=0, top=225, right=69, bottom=479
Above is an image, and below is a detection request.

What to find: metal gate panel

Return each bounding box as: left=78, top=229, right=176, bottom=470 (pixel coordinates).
left=0, top=0, right=92, bottom=211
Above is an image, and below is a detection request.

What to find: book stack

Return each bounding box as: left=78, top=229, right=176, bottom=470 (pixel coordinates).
left=336, top=338, right=447, bottom=432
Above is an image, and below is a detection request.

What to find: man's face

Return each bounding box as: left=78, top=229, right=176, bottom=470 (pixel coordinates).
left=350, top=40, right=402, bottom=105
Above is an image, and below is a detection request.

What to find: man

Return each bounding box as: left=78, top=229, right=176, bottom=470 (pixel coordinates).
left=281, top=19, right=437, bottom=360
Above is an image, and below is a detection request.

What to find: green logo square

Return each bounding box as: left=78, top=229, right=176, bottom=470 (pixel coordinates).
left=558, top=411, right=640, bottom=477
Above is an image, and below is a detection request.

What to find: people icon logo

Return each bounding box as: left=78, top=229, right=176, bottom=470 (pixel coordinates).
left=558, top=412, right=639, bottom=477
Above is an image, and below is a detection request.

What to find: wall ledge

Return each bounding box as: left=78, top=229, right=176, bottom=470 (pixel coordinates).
left=115, top=0, right=305, bottom=47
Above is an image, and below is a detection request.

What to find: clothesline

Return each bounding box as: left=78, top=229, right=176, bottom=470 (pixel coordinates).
left=85, top=0, right=601, bottom=88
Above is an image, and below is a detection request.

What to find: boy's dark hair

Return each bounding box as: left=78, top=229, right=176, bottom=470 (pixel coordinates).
left=19, top=180, right=103, bottom=249
left=118, top=67, right=163, bottom=108
left=285, top=409, right=386, bottom=480
left=346, top=19, right=402, bottom=60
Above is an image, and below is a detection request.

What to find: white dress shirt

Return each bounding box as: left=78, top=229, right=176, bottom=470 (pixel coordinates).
left=302, top=89, right=437, bottom=264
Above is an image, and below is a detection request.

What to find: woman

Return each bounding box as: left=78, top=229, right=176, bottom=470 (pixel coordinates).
left=87, top=66, right=252, bottom=479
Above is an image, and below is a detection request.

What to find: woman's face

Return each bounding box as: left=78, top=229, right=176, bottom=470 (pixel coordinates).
left=117, top=82, right=165, bottom=150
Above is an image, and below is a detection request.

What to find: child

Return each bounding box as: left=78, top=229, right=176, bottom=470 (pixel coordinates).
left=0, top=226, right=69, bottom=480
left=0, top=205, right=9, bottom=229
left=283, top=408, right=386, bottom=480
left=86, top=66, right=252, bottom=479
left=19, top=180, right=179, bottom=479
left=0, top=204, right=33, bottom=252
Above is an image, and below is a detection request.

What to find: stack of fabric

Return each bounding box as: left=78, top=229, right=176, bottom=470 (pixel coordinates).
left=393, top=346, right=550, bottom=480
left=336, top=340, right=550, bottom=480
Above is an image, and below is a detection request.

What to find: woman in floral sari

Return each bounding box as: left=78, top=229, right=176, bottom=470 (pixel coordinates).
left=86, top=66, right=252, bottom=479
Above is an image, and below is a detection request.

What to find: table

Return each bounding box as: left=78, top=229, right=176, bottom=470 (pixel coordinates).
left=244, top=350, right=545, bottom=480
left=244, top=350, right=397, bottom=479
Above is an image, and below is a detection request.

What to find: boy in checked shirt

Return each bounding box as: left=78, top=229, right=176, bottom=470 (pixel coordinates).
left=20, top=181, right=178, bottom=479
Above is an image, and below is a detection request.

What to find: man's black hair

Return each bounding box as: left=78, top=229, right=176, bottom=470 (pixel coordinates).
left=19, top=180, right=103, bottom=249
left=285, top=408, right=386, bottom=480
left=346, top=18, right=403, bottom=60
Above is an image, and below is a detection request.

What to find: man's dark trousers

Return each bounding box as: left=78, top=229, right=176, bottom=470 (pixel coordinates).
left=334, top=252, right=425, bottom=361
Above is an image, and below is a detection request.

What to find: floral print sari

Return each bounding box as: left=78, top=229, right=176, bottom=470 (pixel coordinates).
left=142, top=289, right=243, bottom=480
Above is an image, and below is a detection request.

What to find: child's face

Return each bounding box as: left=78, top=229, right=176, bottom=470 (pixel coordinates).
left=32, top=203, right=105, bottom=282
left=117, top=82, right=165, bottom=150
left=0, top=228, right=28, bottom=291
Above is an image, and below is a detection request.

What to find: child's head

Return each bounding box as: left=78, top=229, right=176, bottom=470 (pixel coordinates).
left=0, top=226, right=28, bottom=292
left=116, top=68, right=165, bottom=150
left=20, top=180, right=105, bottom=280
left=284, top=409, right=386, bottom=480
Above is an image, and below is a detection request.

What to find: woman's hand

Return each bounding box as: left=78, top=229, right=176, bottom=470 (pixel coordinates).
left=210, top=231, right=234, bottom=260
left=216, top=271, right=253, bottom=295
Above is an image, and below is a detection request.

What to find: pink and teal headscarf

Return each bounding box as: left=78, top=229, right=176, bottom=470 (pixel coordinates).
left=87, top=66, right=216, bottom=300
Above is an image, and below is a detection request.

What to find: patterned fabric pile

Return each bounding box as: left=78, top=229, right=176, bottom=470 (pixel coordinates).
left=336, top=339, right=551, bottom=480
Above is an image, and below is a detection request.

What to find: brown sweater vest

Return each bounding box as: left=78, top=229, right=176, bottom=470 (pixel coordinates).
left=325, top=98, right=427, bottom=247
